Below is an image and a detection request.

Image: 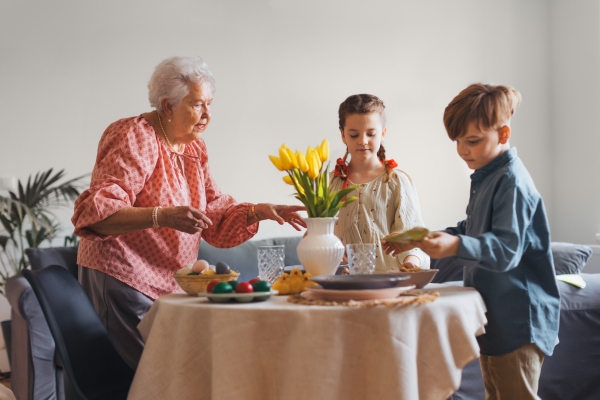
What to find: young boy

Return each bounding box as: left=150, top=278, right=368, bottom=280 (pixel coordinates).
left=383, top=84, right=560, bottom=400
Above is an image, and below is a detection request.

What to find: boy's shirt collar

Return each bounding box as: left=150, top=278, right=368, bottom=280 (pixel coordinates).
left=471, top=147, right=517, bottom=182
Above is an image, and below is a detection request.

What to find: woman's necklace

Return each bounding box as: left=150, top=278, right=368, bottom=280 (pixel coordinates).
left=157, top=112, right=185, bottom=155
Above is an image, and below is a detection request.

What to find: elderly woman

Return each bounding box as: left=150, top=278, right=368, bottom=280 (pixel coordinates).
left=72, top=56, right=305, bottom=368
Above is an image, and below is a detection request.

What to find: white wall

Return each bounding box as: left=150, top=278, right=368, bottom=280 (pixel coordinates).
left=550, top=0, right=600, bottom=245
left=1, top=0, right=558, bottom=243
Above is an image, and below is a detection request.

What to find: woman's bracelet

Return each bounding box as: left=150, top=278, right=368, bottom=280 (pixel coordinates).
left=251, top=204, right=260, bottom=221
left=152, top=206, right=162, bottom=228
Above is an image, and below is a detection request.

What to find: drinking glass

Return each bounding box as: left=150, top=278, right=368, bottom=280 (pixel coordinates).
left=346, top=243, right=376, bottom=275
left=257, top=245, right=285, bottom=284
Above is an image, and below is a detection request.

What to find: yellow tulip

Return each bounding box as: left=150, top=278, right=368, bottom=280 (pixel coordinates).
left=307, top=153, right=320, bottom=179
left=269, top=155, right=284, bottom=171
left=281, top=143, right=292, bottom=152
left=320, top=139, right=329, bottom=162
left=279, top=148, right=293, bottom=170
left=296, top=150, right=309, bottom=172
left=286, top=148, right=298, bottom=168
left=309, top=148, right=322, bottom=170
left=283, top=176, right=294, bottom=185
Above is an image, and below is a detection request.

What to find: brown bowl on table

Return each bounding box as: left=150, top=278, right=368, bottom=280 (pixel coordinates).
left=387, top=269, right=438, bottom=289
left=173, top=273, right=240, bottom=296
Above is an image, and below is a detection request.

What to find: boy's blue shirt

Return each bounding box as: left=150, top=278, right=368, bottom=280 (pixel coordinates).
left=445, top=147, right=560, bottom=356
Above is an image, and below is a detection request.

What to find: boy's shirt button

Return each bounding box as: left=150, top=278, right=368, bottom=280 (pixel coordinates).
left=472, top=190, right=476, bottom=193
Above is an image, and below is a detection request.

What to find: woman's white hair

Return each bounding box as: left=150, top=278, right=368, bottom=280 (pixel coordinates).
left=148, top=56, right=216, bottom=113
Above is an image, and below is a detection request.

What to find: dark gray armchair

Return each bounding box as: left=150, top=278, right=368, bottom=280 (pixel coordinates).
left=6, top=246, right=78, bottom=400
left=4, top=237, right=303, bottom=400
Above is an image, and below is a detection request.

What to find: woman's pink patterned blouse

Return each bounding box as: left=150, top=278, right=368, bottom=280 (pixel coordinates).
left=72, top=116, right=257, bottom=300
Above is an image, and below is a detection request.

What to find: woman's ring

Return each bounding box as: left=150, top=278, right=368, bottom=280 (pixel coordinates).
left=194, top=220, right=199, bottom=227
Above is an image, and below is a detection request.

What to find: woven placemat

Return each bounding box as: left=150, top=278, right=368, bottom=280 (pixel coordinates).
left=287, top=291, right=439, bottom=307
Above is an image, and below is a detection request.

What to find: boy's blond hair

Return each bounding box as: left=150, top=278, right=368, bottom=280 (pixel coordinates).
left=443, top=84, right=522, bottom=140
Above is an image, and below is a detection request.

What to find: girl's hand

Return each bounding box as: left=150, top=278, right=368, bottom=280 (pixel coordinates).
left=381, top=240, right=418, bottom=257
left=254, top=204, right=307, bottom=231
left=417, top=232, right=460, bottom=259
left=399, top=255, right=421, bottom=270
left=159, top=206, right=213, bottom=234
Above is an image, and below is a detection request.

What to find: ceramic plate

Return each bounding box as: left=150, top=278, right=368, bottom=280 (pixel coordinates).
left=301, top=285, right=416, bottom=301
left=308, top=274, right=410, bottom=290
left=198, top=290, right=279, bottom=303
left=284, top=264, right=347, bottom=275
left=384, top=269, right=438, bottom=289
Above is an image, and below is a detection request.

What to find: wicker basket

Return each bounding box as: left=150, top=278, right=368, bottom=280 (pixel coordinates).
left=173, top=273, right=240, bottom=296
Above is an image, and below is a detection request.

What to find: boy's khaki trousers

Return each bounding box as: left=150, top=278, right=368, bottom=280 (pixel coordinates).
left=480, top=342, right=545, bottom=400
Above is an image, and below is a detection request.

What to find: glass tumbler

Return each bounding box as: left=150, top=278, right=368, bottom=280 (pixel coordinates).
left=257, top=245, right=285, bottom=284
left=346, top=243, right=376, bottom=275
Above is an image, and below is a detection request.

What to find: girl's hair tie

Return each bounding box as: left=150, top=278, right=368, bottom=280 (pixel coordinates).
left=380, top=159, right=398, bottom=169
left=334, top=157, right=349, bottom=178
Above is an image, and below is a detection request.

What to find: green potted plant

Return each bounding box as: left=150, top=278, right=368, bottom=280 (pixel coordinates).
left=0, top=168, right=86, bottom=368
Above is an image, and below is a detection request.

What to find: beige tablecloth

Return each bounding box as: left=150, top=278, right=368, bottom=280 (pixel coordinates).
left=128, top=284, right=486, bottom=400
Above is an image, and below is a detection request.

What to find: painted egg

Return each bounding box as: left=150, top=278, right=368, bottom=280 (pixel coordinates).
left=215, top=261, right=231, bottom=274
left=206, top=281, right=220, bottom=293
left=192, top=260, right=209, bottom=274
left=252, top=280, right=270, bottom=292
left=212, top=282, right=233, bottom=294
left=249, top=278, right=261, bottom=285
left=228, top=281, right=239, bottom=291
left=235, top=282, right=253, bottom=293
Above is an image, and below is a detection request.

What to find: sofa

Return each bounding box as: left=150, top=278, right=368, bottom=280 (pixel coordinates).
left=5, top=238, right=599, bottom=400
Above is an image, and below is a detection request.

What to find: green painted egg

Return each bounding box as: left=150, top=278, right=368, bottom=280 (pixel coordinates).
left=212, top=282, right=233, bottom=294
left=252, top=280, right=271, bottom=292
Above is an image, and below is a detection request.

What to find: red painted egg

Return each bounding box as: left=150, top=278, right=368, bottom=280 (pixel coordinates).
left=235, top=282, right=254, bottom=294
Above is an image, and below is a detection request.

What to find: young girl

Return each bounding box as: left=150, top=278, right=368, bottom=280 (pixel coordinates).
left=330, top=94, right=430, bottom=273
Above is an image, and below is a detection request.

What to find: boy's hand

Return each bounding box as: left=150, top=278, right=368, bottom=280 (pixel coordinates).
left=381, top=240, right=418, bottom=257
left=416, top=232, right=460, bottom=259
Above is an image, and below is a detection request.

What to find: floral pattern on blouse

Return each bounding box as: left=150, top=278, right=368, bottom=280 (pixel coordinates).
left=72, top=116, right=257, bottom=300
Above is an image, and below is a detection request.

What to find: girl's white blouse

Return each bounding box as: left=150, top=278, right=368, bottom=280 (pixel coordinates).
left=329, top=169, right=430, bottom=273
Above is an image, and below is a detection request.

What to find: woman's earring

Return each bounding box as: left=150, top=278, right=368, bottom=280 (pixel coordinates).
left=168, top=119, right=171, bottom=122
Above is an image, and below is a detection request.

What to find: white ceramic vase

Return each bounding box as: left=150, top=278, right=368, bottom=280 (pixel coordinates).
left=297, top=217, right=344, bottom=276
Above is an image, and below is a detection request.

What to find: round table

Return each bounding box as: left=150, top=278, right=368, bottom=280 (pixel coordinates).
left=127, top=283, right=486, bottom=400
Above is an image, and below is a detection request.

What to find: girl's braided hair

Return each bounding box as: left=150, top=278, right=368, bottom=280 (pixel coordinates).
left=338, top=94, right=395, bottom=183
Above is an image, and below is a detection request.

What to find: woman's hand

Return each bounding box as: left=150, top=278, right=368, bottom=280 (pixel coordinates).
left=252, top=204, right=307, bottom=231
left=159, top=206, right=213, bottom=234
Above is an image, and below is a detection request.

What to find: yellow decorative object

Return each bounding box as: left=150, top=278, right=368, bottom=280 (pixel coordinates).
left=272, top=273, right=290, bottom=295
left=302, top=273, right=319, bottom=291
left=202, top=269, right=216, bottom=275
left=288, top=268, right=304, bottom=294
left=267, top=141, right=360, bottom=218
